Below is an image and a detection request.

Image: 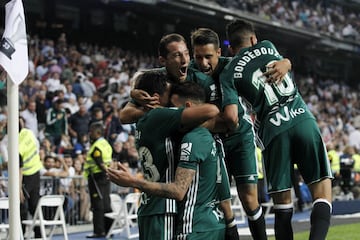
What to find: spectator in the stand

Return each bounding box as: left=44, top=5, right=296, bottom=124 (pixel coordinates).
left=81, top=75, right=97, bottom=98
left=106, top=85, right=127, bottom=108
left=49, top=58, right=62, bottom=75
left=71, top=158, right=91, bottom=222
left=68, top=104, right=91, bottom=145
left=58, top=134, right=74, bottom=155
left=103, top=104, right=123, bottom=146
left=39, top=154, right=69, bottom=196
left=36, top=57, right=51, bottom=80
left=107, top=69, right=121, bottom=94
left=122, top=136, right=139, bottom=172
left=22, top=76, right=38, bottom=101
left=62, top=96, right=79, bottom=115
left=45, top=97, right=68, bottom=148
left=45, top=72, right=65, bottom=96
left=39, top=154, right=69, bottom=220
left=111, top=141, right=127, bottom=163
left=59, top=154, right=76, bottom=222
left=40, top=138, right=54, bottom=157
left=72, top=76, right=85, bottom=97
left=89, top=93, right=104, bottom=113
left=89, top=107, right=104, bottom=127
left=55, top=89, right=66, bottom=102
left=64, top=82, right=77, bottom=102
left=35, top=90, right=47, bottom=136
left=73, top=133, right=90, bottom=157
left=41, top=39, right=55, bottom=58
left=20, top=100, right=39, bottom=138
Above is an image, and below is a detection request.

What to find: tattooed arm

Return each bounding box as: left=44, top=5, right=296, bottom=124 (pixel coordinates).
left=108, top=162, right=195, bottom=201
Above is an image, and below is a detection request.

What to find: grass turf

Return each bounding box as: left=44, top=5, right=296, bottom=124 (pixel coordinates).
left=268, top=222, right=360, bottom=240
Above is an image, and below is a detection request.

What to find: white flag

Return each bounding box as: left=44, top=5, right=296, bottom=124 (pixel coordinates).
left=0, top=0, right=28, bottom=85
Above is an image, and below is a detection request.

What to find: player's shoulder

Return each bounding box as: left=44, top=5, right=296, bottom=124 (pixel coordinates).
left=183, top=127, right=212, bottom=141
left=187, top=67, right=208, bottom=79
left=219, top=56, right=231, bottom=65
left=258, top=40, right=276, bottom=48
left=147, top=107, right=184, bottom=121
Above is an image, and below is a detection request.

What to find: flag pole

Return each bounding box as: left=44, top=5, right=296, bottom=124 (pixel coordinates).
left=7, top=74, right=21, bottom=240
left=0, top=0, right=30, bottom=237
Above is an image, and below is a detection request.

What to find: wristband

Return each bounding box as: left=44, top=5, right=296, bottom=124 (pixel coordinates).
left=226, top=217, right=236, bottom=228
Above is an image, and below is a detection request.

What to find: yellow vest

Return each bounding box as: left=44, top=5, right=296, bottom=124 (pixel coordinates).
left=84, top=137, right=112, bottom=178
left=256, top=147, right=264, bottom=179
left=19, top=128, right=43, bottom=176
left=328, top=150, right=340, bottom=174
left=353, top=154, right=360, bottom=172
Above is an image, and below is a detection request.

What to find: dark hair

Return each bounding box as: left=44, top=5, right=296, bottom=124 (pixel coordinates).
left=158, top=33, right=186, bottom=58
left=135, top=70, right=169, bottom=96
left=44, top=155, right=55, bottom=162
left=170, top=81, right=206, bottom=103
left=191, top=28, right=220, bottom=49
left=226, top=19, right=255, bottom=48
left=89, top=122, right=104, bottom=135
left=92, top=107, right=102, bottom=115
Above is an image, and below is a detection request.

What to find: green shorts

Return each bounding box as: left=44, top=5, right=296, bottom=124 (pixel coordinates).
left=223, top=120, right=258, bottom=185
left=138, top=213, right=175, bottom=240
left=263, top=118, right=333, bottom=194
left=176, top=228, right=225, bottom=240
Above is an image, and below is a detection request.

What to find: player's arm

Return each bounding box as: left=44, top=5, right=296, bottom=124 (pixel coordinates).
left=201, top=113, right=229, bottom=133
left=220, top=71, right=240, bottom=131
left=223, top=104, right=239, bottom=131
left=263, top=58, right=292, bottom=84
left=179, top=103, right=220, bottom=131
left=120, top=89, right=160, bottom=124
left=108, top=162, right=195, bottom=201
left=119, top=101, right=147, bottom=124
left=130, top=89, right=160, bottom=108
left=43, top=156, right=69, bottom=177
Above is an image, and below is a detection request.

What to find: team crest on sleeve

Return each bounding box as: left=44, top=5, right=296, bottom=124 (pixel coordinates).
left=180, top=143, right=192, bottom=161
left=93, top=150, right=101, bottom=157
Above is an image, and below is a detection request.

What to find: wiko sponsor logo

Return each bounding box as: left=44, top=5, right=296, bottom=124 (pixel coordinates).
left=269, top=106, right=305, bottom=126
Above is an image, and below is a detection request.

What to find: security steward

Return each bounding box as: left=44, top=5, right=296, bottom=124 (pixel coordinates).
left=84, top=122, right=113, bottom=238
left=19, top=117, right=43, bottom=238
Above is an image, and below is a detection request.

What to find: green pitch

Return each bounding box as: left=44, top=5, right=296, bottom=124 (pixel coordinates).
left=269, top=222, right=360, bottom=240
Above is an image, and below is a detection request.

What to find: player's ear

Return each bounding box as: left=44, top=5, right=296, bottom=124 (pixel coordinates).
left=159, top=56, right=166, bottom=66
left=153, top=93, right=160, bottom=100
left=250, top=35, right=257, bottom=46
left=217, top=47, right=221, bottom=57
left=227, top=45, right=235, bottom=56
left=185, top=101, right=192, bottom=108
left=170, top=94, right=179, bottom=107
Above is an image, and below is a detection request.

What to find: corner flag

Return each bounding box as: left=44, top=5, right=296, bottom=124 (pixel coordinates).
left=0, top=0, right=28, bottom=85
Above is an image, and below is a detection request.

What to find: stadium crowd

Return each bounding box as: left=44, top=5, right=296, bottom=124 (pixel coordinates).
left=0, top=27, right=359, bottom=226
left=201, top=0, right=360, bottom=41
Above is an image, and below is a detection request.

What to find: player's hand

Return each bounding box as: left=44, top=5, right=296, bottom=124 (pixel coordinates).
left=130, top=89, right=160, bottom=108
left=263, top=58, right=291, bottom=84
left=107, top=162, right=135, bottom=188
